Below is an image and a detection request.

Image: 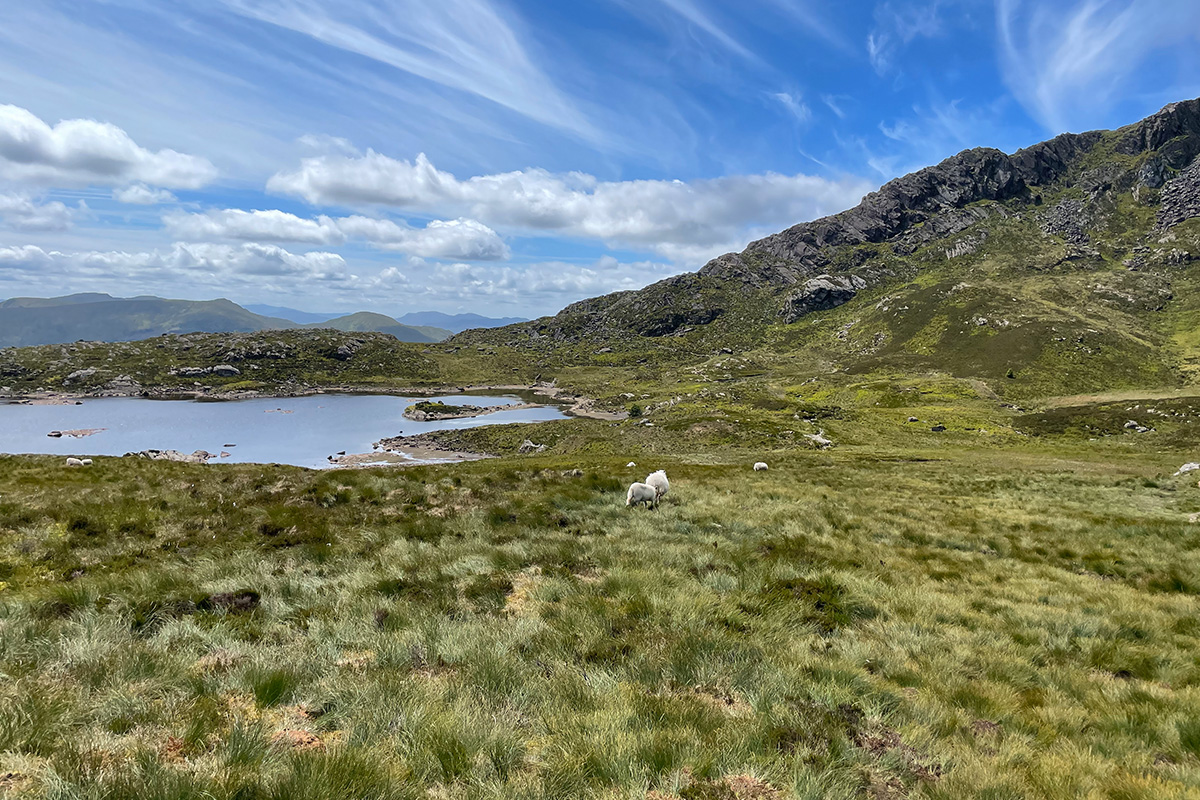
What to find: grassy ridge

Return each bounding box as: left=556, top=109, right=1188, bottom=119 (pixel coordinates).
left=3, top=445, right=1200, bottom=798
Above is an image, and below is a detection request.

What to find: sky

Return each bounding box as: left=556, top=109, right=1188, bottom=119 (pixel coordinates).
left=0, top=0, right=1197, bottom=319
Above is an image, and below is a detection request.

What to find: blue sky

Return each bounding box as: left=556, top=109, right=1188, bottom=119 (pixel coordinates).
left=0, top=0, right=1197, bottom=318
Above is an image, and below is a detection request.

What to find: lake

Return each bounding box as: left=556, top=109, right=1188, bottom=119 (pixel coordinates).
left=0, top=393, right=567, bottom=468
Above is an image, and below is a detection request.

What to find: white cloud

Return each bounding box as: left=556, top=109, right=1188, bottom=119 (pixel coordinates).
left=996, top=0, right=1200, bottom=133
left=867, top=1, right=948, bottom=76
left=772, top=92, right=812, bottom=124
left=648, top=0, right=755, bottom=60
left=0, top=105, right=217, bottom=189
left=0, top=242, right=359, bottom=287
left=162, top=208, right=510, bottom=260
left=387, top=255, right=687, bottom=317
left=821, top=94, right=848, bottom=119
left=0, top=241, right=682, bottom=318
left=0, top=193, right=76, bottom=231
left=113, top=184, right=178, bottom=205
left=268, top=151, right=872, bottom=264
left=219, top=0, right=594, bottom=140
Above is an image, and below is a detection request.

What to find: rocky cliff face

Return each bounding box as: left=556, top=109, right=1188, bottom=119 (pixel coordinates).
left=469, top=98, right=1200, bottom=346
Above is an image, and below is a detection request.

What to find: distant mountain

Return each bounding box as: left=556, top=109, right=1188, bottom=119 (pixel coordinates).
left=0, top=295, right=295, bottom=348
left=1, top=292, right=121, bottom=309
left=0, top=295, right=452, bottom=348
left=396, top=311, right=527, bottom=333
left=302, top=312, right=452, bottom=343
left=243, top=303, right=342, bottom=325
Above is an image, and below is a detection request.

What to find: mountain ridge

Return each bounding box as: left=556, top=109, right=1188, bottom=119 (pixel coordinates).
left=0, top=295, right=449, bottom=348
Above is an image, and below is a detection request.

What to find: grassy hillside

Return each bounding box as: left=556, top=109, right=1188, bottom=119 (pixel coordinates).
left=303, top=312, right=452, bottom=344
left=0, top=295, right=296, bottom=348
left=3, top=437, right=1200, bottom=798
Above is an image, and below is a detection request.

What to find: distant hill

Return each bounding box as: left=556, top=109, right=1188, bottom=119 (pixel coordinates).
left=302, top=312, right=452, bottom=343
left=0, top=295, right=451, bottom=348
left=396, top=311, right=527, bottom=333
left=1, top=292, right=122, bottom=309
left=242, top=303, right=342, bottom=325
left=0, top=295, right=296, bottom=348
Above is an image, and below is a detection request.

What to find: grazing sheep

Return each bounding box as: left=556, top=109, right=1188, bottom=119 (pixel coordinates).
left=626, top=482, right=657, bottom=509
left=80, top=458, right=93, bottom=466
left=753, top=462, right=768, bottom=471
left=645, top=470, right=669, bottom=500
left=64, top=457, right=84, bottom=467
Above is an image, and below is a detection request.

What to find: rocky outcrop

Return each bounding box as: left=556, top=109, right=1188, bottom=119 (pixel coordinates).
left=1159, top=158, right=1200, bottom=228
left=465, top=98, right=1200, bottom=344
left=780, top=275, right=866, bottom=323
left=125, top=449, right=216, bottom=463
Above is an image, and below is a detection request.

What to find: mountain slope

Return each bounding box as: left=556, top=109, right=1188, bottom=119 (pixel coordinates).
left=461, top=98, right=1200, bottom=401
left=302, top=311, right=451, bottom=343
left=242, top=303, right=342, bottom=324
left=0, top=295, right=296, bottom=348
left=396, top=311, right=527, bottom=333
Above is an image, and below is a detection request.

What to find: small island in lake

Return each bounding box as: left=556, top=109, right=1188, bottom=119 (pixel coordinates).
left=403, top=399, right=537, bottom=421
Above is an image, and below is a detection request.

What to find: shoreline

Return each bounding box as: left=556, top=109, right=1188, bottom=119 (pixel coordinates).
left=0, top=382, right=626, bottom=421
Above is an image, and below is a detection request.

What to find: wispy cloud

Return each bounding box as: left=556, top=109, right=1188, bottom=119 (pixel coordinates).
left=649, top=0, right=755, bottom=60
left=219, top=0, right=597, bottom=141
left=772, top=92, right=812, bottom=124
left=867, top=1, right=949, bottom=76
left=996, top=0, right=1200, bottom=133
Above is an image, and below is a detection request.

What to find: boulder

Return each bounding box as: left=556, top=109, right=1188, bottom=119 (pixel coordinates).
left=518, top=439, right=547, bottom=454
left=212, top=365, right=240, bottom=377
left=64, top=368, right=97, bottom=385
left=780, top=274, right=867, bottom=323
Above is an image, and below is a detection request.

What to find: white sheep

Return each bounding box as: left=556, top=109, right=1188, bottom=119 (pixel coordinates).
left=64, top=457, right=84, bottom=467
left=80, top=458, right=93, bottom=466
left=627, top=461, right=637, bottom=467
left=626, top=482, right=657, bottom=509
left=645, top=470, right=669, bottom=501
left=753, top=462, right=768, bottom=471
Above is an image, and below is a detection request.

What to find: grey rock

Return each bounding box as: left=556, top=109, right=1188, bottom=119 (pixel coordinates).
left=518, top=439, right=547, bottom=454
left=1159, top=157, right=1200, bottom=228
left=64, top=368, right=98, bottom=384
left=212, top=365, right=240, bottom=377
left=781, top=274, right=866, bottom=323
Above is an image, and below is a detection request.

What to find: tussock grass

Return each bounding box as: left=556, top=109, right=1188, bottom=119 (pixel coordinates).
left=3, top=449, right=1200, bottom=798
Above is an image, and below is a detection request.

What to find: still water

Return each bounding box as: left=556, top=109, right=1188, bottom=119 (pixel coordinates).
left=0, top=394, right=567, bottom=468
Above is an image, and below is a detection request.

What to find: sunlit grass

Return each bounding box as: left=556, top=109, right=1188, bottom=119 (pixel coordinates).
left=2, top=447, right=1200, bottom=798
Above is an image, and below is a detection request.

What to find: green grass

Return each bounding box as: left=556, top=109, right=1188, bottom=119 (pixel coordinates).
left=4, top=443, right=1200, bottom=798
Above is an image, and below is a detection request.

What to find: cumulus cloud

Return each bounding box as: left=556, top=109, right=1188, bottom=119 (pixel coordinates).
left=0, top=241, right=679, bottom=317
left=381, top=255, right=686, bottom=317
left=996, top=0, right=1200, bottom=133
left=0, top=242, right=356, bottom=287
left=0, top=193, right=76, bottom=231
left=267, top=151, right=871, bottom=264
left=0, top=104, right=217, bottom=188
left=162, top=208, right=510, bottom=260
left=113, top=184, right=178, bottom=205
